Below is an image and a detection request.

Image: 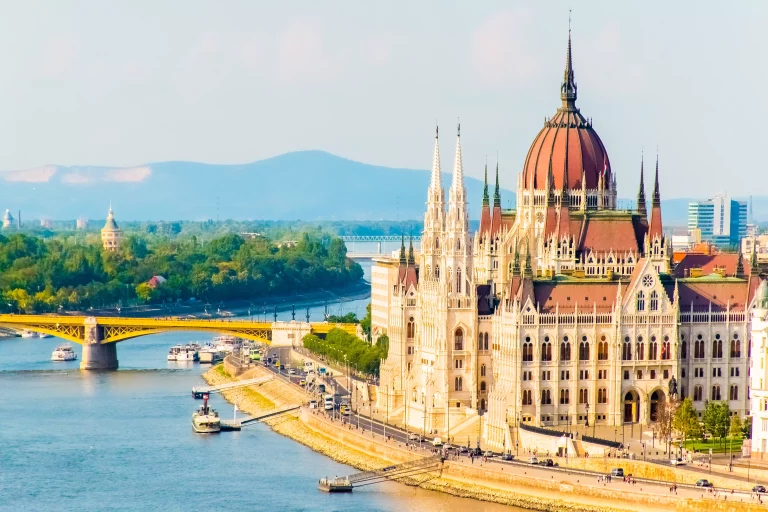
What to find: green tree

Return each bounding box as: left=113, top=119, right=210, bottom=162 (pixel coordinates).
left=673, top=398, right=701, bottom=445
left=360, top=303, right=372, bottom=339
left=702, top=401, right=731, bottom=446
left=729, top=415, right=743, bottom=439
left=742, top=416, right=753, bottom=439
left=135, top=282, right=154, bottom=303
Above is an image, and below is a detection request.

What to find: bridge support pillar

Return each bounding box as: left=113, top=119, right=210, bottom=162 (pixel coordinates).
left=80, top=316, right=118, bottom=370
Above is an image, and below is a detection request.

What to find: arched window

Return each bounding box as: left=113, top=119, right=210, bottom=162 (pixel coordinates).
left=455, top=377, right=463, bottom=391
left=661, top=337, right=671, bottom=360
left=456, top=268, right=462, bottom=294
left=425, top=264, right=431, bottom=278
left=541, top=341, right=552, bottom=362
left=649, top=290, right=659, bottom=311
left=681, top=339, right=687, bottom=360
left=730, top=385, right=739, bottom=401
left=694, top=335, right=704, bottom=359
left=636, top=337, right=645, bottom=361
left=480, top=381, right=486, bottom=392
left=693, top=385, right=703, bottom=402
left=711, top=385, right=721, bottom=401
left=522, top=341, right=533, bottom=362
left=636, top=291, right=645, bottom=311
left=579, top=340, right=590, bottom=361
left=484, top=333, right=489, bottom=351
left=435, top=265, right=440, bottom=279
left=481, top=364, right=486, bottom=377
left=579, top=388, right=588, bottom=404
left=454, top=328, right=464, bottom=351
left=560, top=339, right=571, bottom=361
left=598, top=336, right=609, bottom=360
left=622, top=338, right=632, bottom=360
left=559, top=389, right=570, bottom=405
left=649, top=337, right=658, bottom=360
left=407, top=317, right=415, bottom=339
left=598, top=388, right=608, bottom=404
left=731, top=337, right=741, bottom=358
left=522, top=390, right=533, bottom=405
left=712, top=338, right=723, bottom=359
left=541, top=389, right=552, bottom=405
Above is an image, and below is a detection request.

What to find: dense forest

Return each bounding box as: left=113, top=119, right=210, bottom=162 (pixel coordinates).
left=0, top=232, right=363, bottom=313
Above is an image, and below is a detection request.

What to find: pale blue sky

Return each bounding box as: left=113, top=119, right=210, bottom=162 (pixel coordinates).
left=0, top=1, right=764, bottom=198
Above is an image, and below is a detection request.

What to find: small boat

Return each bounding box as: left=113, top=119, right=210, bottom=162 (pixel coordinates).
left=318, top=477, right=353, bottom=493
left=192, top=395, right=221, bottom=433
left=51, top=344, right=77, bottom=361
left=39, top=333, right=53, bottom=339
left=21, top=330, right=37, bottom=338
left=198, top=347, right=225, bottom=364
left=213, top=335, right=241, bottom=353
left=167, top=344, right=182, bottom=361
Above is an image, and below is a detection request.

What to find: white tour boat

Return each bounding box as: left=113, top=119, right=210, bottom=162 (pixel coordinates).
left=212, top=335, right=242, bottom=353
left=192, top=395, right=221, bottom=433
left=21, top=330, right=37, bottom=338
left=51, top=345, right=77, bottom=361
left=167, top=344, right=183, bottom=361
left=176, top=345, right=199, bottom=362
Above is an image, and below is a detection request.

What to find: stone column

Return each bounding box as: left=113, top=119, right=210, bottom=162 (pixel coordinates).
left=80, top=316, right=118, bottom=370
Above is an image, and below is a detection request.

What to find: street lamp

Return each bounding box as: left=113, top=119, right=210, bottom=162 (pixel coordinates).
left=585, top=402, right=590, bottom=429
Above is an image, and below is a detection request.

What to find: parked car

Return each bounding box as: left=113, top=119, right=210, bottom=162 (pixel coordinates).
left=670, top=458, right=685, bottom=466
left=483, top=450, right=495, bottom=458
left=289, top=368, right=296, bottom=375
left=309, top=400, right=317, bottom=409
left=610, top=468, right=624, bottom=477
left=407, top=433, right=423, bottom=441
left=471, top=447, right=482, bottom=456
left=696, top=479, right=714, bottom=488
left=529, top=456, right=539, bottom=465
left=753, top=485, right=766, bottom=493
left=432, top=437, right=443, bottom=447
left=501, top=453, right=515, bottom=461
left=457, top=446, right=470, bottom=453
left=539, top=458, right=554, bottom=467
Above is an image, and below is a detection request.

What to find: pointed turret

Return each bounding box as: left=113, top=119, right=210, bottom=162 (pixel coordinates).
left=407, top=235, right=415, bottom=266
left=480, top=160, right=491, bottom=234
left=490, top=159, right=502, bottom=235
left=736, top=246, right=745, bottom=278
left=450, top=121, right=465, bottom=194
left=523, top=239, right=533, bottom=278
left=637, top=154, right=647, bottom=217
left=512, top=246, right=520, bottom=276
left=752, top=246, right=760, bottom=275
left=399, top=234, right=406, bottom=265
left=560, top=21, right=577, bottom=109
left=648, top=153, right=663, bottom=240
left=429, top=125, right=442, bottom=196
left=558, top=149, right=571, bottom=237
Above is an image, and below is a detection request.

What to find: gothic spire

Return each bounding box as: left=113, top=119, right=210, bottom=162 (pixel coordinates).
left=429, top=124, right=442, bottom=193
left=482, top=159, right=489, bottom=207
left=399, top=234, right=406, bottom=265
left=560, top=14, right=577, bottom=109
left=512, top=246, right=520, bottom=276
left=493, top=158, right=501, bottom=208
left=523, top=239, right=533, bottom=277
left=736, top=245, right=745, bottom=278
left=637, top=153, right=647, bottom=216
left=407, top=235, right=415, bottom=266
left=652, top=152, right=661, bottom=207
left=752, top=246, right=760, bottom=275
left=451, top=120, right=464, bottom=191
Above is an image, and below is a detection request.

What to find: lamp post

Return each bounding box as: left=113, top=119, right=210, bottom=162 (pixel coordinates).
left=585, top=402, right=590, bottom=429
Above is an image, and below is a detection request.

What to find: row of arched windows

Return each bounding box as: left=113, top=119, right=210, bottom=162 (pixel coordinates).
left=683, top=333, right=742, bottom=360
left=636, top=290, right=660, bottom=311
left=691, top=385, right=739, bottom=402
left=621, top=336, right=672, bottom=361
left=478, top=332, right=490, bottom=351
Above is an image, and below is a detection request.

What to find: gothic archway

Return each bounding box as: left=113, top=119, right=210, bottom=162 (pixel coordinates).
left=650, top=389, right=666, bottom=422
left=623, top=390, right=640, bottom=423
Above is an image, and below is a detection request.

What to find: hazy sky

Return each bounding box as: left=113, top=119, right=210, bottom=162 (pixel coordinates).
left=0, top=1, right=764, bottom=199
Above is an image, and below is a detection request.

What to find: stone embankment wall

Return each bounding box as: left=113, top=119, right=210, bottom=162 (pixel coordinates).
left=203, top=365, right=765, bottom=512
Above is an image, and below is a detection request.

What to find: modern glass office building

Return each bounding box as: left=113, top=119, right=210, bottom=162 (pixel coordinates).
left=688, top=194, right=747, bottom=248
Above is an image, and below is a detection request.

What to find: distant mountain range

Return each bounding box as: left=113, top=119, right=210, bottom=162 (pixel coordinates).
left=0, top=150, right=761, bottom=225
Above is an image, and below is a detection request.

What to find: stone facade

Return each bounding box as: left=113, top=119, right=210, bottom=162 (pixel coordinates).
left=375, top=33, right=762, bottom=450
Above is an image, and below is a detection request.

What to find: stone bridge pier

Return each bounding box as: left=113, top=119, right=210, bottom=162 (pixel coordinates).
left=80, top=317, right=119, bottom=370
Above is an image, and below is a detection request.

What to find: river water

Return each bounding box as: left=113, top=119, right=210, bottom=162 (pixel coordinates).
left=0, top=269, right=521, bottom=511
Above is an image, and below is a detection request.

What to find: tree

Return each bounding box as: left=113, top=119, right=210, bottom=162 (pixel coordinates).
left=703, top=401, right=731, bottom=446
left=673, top=398, right=701, bottom=448
left=360, top=302, right=372, bottom=340
left=729, top=415, right=743, bottom=439
left=742, top=416, right=753, bottom=439
left=657, top=398, right=679, bottom=455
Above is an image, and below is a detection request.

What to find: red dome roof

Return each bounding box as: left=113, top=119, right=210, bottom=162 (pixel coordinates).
left=522, top=109, right=611, bottom=191
left=521, top=31, right=611, bottom=192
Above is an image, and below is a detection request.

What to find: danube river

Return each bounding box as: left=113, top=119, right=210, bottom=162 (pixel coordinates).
left=0, top=298, right=521, bottom=511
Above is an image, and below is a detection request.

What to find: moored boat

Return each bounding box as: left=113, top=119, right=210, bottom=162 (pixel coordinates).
left=167, top=344, right=182, bottom=361
left=192, top=395, right=221, bottom=433
left=51, top=344, right=77, bottom=361
left=20, top=330, right=37, bottom=338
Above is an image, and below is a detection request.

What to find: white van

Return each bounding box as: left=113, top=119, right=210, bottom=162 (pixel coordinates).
left=323, top=394, right=334, bottom=411
left=432, top=437, right=443, bottom=447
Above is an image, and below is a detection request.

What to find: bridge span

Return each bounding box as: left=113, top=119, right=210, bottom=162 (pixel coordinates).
left=0, top=314, right=357, bottom=371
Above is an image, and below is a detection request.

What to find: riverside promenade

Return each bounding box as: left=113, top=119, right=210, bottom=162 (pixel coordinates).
left=203, top=363, right=768, bottom=512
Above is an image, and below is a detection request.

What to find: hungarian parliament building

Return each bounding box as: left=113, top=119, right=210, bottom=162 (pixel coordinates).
left=372, top=33, right=768, bottom=452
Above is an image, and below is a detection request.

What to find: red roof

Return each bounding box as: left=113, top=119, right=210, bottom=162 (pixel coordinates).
left=673, top=253, right=745, bottom=278
left=522, top=108, right=610, bottom=191
left=665, top=278, right=759, bottom=312
left=576, top=214, right=647, bottom=254
left=534, top=282, right=619, bottom=313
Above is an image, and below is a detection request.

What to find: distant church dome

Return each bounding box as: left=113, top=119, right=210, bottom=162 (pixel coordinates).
left=521, top=33, right=611, bottom=193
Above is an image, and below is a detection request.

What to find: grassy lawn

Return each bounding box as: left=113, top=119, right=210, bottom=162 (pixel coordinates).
left=679, top=438, right=743, bottom=454
left=214, top=364, right=231, bottom=379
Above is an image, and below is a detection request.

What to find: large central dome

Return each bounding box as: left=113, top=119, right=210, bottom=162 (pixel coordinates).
left=521, top=34, right=611, bottom=192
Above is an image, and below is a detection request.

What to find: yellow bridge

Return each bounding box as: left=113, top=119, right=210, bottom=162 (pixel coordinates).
left=0, top=314, right=357, bottom=370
